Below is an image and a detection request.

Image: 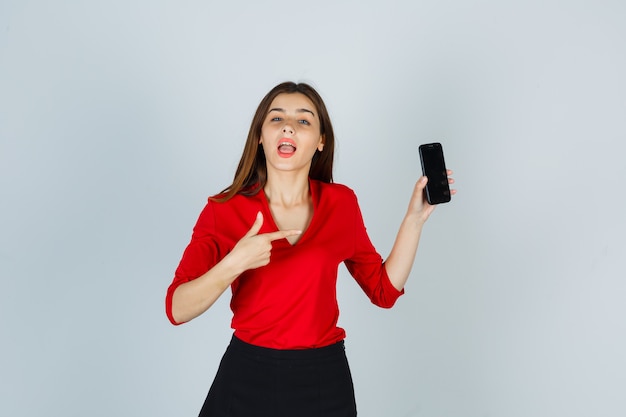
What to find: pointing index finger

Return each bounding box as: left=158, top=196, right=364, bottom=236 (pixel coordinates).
left=264, top=229, right=302, bottom=242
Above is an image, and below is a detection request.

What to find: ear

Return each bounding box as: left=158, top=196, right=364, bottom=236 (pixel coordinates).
left=317, top=135, right=325, bottom=152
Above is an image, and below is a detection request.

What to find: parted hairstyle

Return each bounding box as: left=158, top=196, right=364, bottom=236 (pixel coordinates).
left=213, top=82, right=335, bottom=202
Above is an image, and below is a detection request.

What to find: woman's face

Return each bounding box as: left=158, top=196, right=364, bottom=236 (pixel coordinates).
left=259, top=92, right=324, bottom=177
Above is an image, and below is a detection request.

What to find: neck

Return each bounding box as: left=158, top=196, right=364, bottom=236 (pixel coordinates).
left=264, top=171, right=310, bottom=207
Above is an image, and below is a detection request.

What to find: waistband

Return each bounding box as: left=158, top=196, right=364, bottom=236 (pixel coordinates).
left=228, top=335, right=345, bottom=360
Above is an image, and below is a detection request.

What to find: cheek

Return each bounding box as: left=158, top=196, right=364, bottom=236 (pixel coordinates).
left=259, top=125, right=276, bottom=143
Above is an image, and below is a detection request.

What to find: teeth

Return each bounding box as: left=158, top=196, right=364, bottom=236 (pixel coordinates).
left=279, top=142, right=296, bottom=147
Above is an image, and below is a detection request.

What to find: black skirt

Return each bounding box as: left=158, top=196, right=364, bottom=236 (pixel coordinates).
left=198, top=335, right=357, bottom=417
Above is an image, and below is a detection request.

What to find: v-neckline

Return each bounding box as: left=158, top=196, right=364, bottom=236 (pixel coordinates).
left=260, top=179, right=317, bottom=247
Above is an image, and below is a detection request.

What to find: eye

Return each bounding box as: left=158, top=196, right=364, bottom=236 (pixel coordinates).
left=271, top=117, right=283, bottom=122
left=298, top=119, right=311, bottom=125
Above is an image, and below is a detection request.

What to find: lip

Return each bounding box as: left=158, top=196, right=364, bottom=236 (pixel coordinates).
left=278, top=138, right=296, bottom=146
left=277, top=138, right=297, bottom=158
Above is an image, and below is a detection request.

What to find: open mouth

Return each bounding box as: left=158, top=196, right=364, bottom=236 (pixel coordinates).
left=277, top=139, right=297, bottom=157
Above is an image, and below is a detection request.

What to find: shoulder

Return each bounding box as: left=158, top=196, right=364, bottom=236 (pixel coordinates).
left=201, top=191, right=263, bottom=221
left=311, top=179, right=358, bottom=205
left=313, top=179, right=353, bottom=194
left=208, top=190, right=262, bottom=207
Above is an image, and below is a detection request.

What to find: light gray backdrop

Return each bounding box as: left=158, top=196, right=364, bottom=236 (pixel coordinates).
left=1, top=1, right=625, bottom=416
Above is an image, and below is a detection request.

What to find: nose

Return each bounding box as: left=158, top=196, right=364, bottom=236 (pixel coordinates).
left=282, top=125, right=294, bottom=135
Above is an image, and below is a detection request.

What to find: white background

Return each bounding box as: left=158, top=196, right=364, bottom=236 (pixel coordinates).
left=1, top=1, right=625, bottom=416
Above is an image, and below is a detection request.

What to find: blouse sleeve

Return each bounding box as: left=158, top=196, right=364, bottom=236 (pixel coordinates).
left=165, top=200, right=225, bottom=325
left=343, top=191, right=404, bottom=308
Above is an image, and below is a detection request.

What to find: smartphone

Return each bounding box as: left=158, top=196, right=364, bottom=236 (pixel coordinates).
left=419, top=142, right=451, bottom=205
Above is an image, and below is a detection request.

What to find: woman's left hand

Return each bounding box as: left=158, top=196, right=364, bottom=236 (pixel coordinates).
left=385, top=169, right=456, bottom=290
left=407, top=169, right=456, bottom=223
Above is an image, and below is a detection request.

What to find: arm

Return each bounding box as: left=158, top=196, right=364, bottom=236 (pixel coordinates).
left=169, top=212, right=301, bottom=324
left=385, top=172, right=455, bottom=291
left=170, top=250, right=246, bottom=324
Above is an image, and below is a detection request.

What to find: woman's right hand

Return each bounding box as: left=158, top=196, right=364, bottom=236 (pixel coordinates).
left=226, top=212, right=301, bottom=274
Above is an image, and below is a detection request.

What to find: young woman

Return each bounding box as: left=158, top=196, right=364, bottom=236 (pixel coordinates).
left=166, top=81, right=455, bottom=417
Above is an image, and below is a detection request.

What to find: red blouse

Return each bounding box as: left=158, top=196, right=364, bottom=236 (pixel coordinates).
left=166, top=179, right=404, bottom=349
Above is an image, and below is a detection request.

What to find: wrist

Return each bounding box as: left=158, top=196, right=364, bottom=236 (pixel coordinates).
left=218, top=253, right=245, bottom=283
left=403, top=211, right=427, bottom=228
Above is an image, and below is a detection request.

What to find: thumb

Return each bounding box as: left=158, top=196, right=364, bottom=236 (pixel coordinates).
left=414, top=176, right=428, bottom=193
left=244, top=211, right=264, bottom=238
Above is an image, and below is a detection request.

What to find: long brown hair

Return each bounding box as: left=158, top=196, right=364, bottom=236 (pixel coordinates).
left=213, top=82, right=335, bottom=202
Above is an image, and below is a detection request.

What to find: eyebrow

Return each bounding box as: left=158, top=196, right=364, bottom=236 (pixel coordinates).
left=268, top=107, right=316, bottom=117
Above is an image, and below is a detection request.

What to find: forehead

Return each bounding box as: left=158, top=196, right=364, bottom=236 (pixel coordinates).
left=269, top=93, right=317, bottom=114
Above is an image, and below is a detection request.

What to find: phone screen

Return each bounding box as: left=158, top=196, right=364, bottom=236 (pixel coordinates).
left=419, top=143, right=451, bottom=205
